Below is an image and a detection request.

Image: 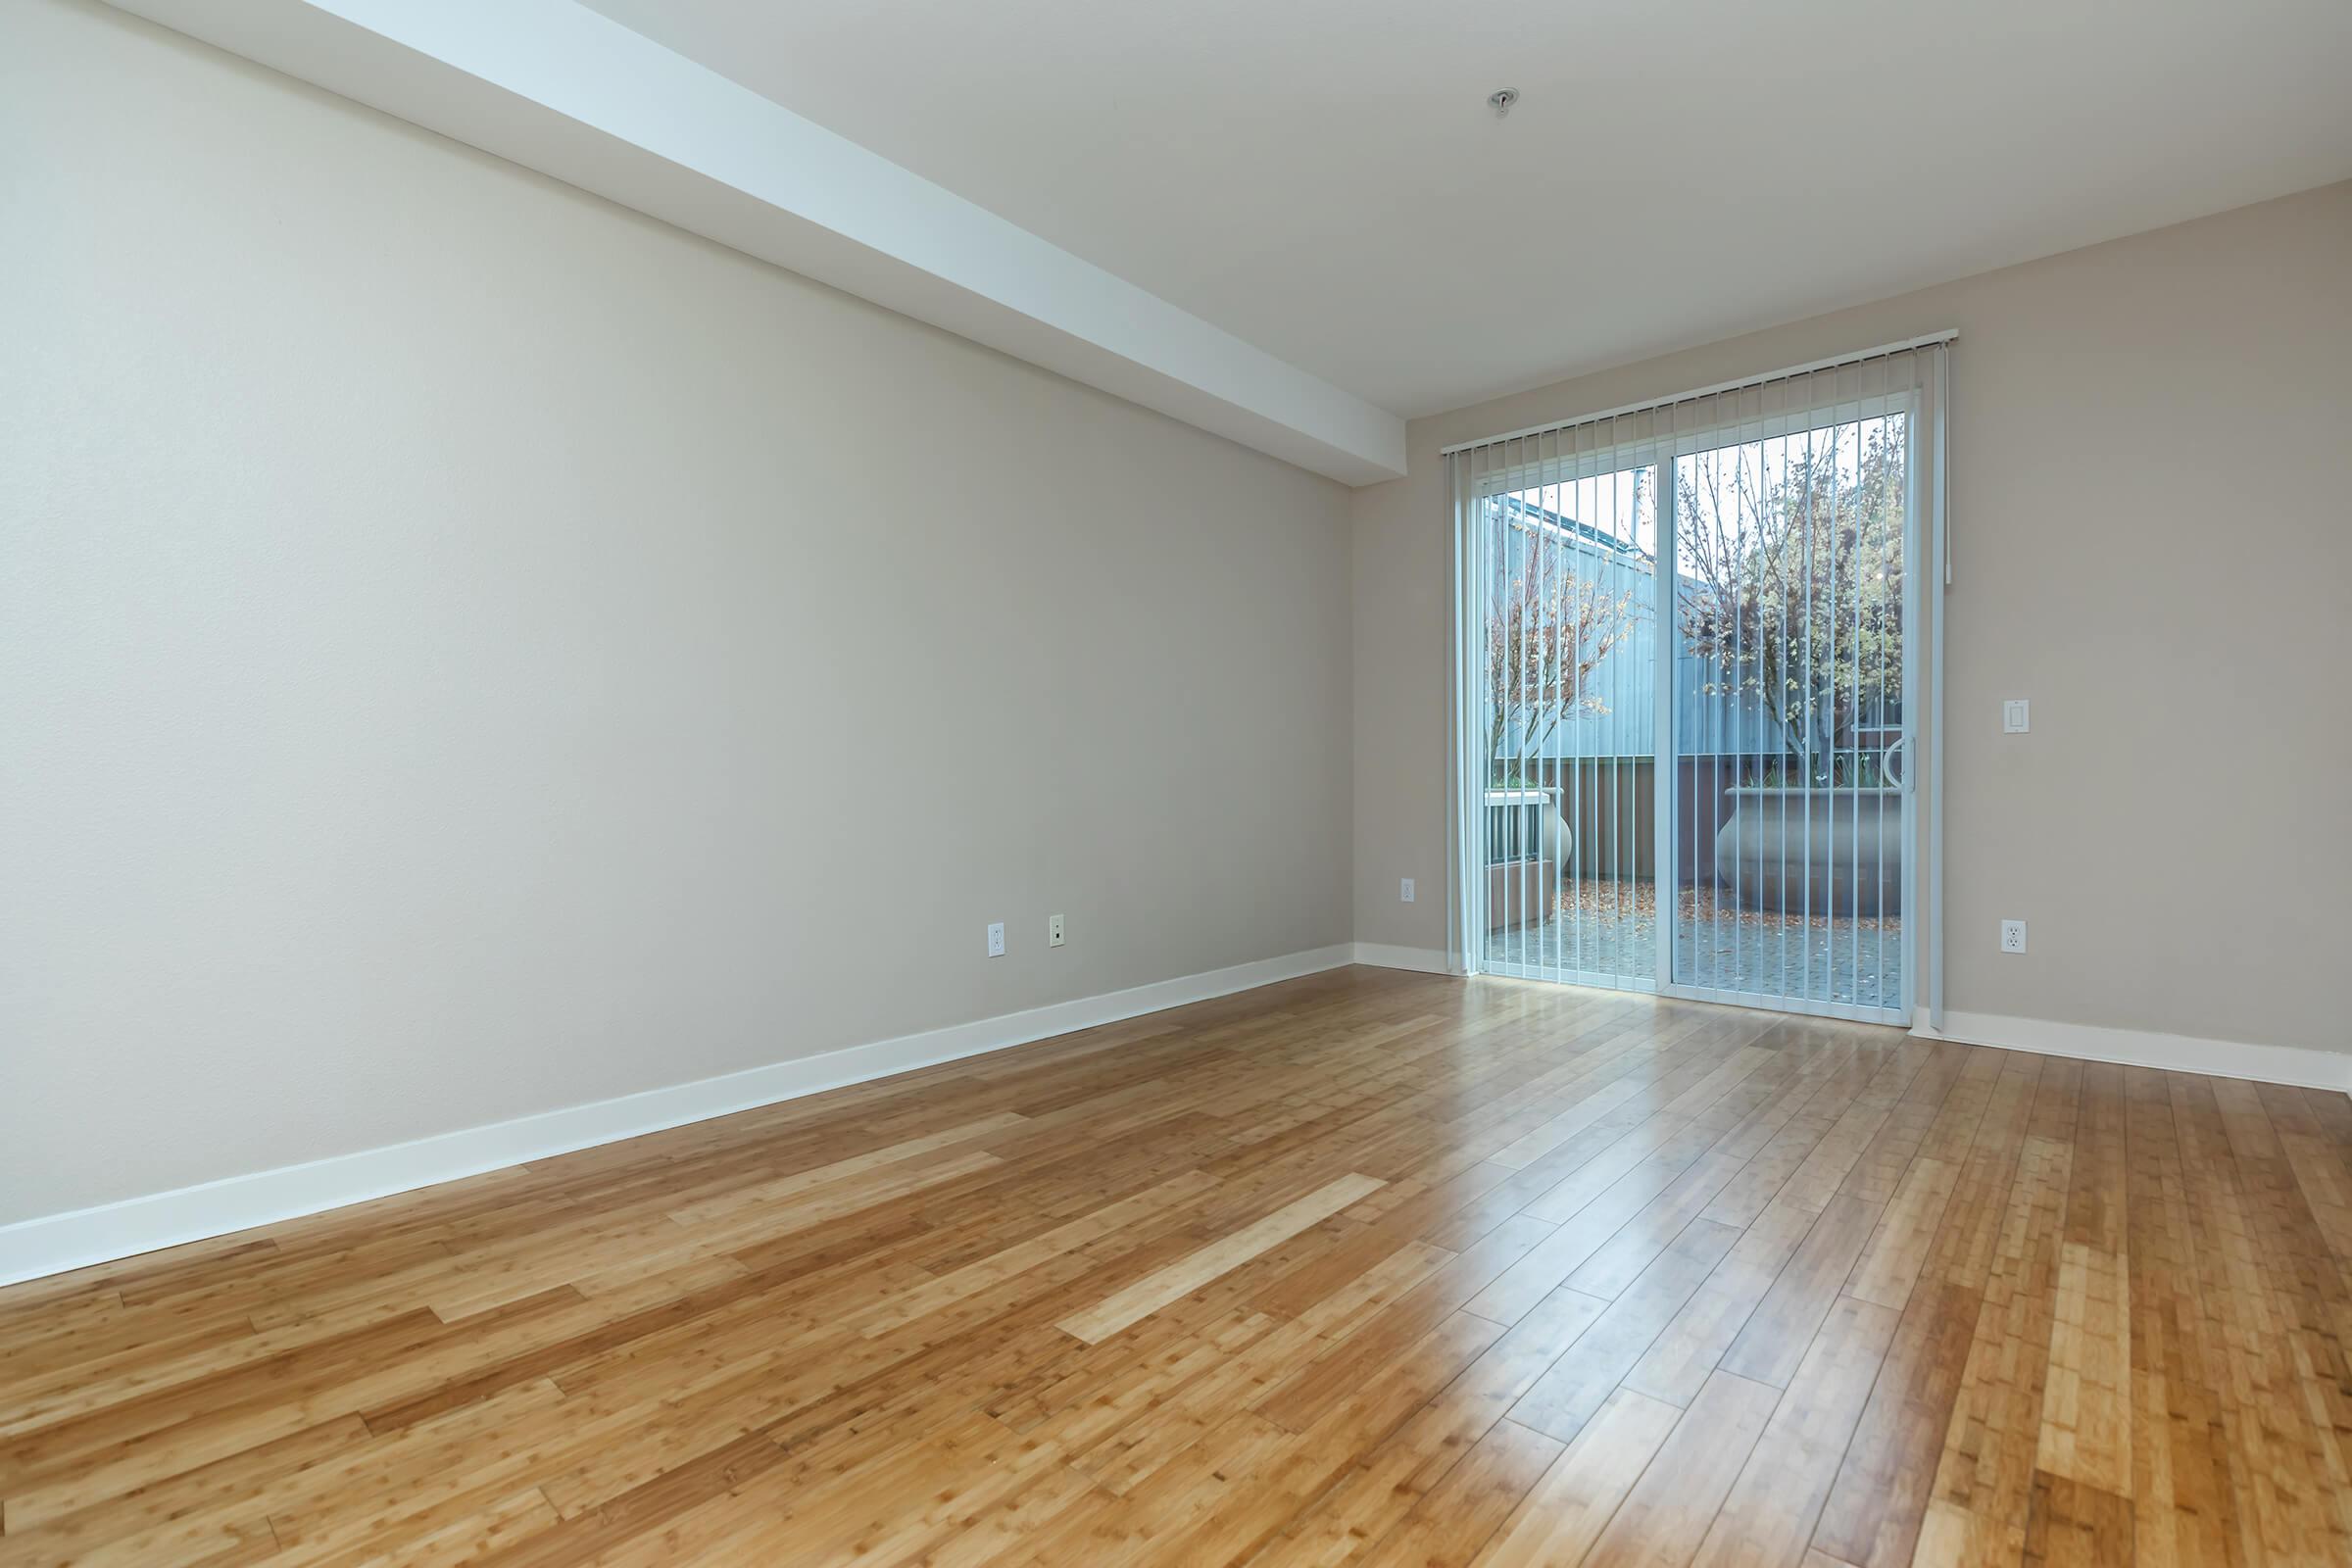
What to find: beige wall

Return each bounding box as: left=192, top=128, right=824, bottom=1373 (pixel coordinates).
left=0, top=2, right=1354, bottom=1223
left=1354, top=180, right=2352, bottom=1054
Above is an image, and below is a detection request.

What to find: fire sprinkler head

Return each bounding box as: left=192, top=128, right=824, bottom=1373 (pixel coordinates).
left=1489, top=88, right=1520, bottom=118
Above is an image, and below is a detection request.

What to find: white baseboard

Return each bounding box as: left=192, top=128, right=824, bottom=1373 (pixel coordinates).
left=1350, top=942, right=1454, bottom=974
left=0, top=944, right=1355, bottom=1289
left=1913, top=1008, right=2352, bottom=1093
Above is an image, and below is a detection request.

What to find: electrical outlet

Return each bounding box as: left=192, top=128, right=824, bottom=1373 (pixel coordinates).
left=1399, top=878, right=1415, bottom=903
left=1049, top=913, right=1065, bottom=948
left=2000, top=919, right=2028, bottom=955
left=2002, top=699, right=2031, bottom=734
left=986, top=921, right=1005, bottom=957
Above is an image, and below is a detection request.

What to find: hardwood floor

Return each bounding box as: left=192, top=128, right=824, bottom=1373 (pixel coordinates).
left=4, top=965, right=2349, bottom=1566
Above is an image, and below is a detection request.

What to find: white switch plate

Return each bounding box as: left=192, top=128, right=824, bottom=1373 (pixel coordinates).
left=1399, top=878, right=1415, bottom=903
left=986, top=921, right=1005, bottom=957
left=1049, top=913, right=1065, bottom=948
left=2000, top=919, right=2028, bottom=954
left=2002, top=699, right=2031, bottom=733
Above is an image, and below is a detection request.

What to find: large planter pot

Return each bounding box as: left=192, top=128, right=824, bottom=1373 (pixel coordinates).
left=1485, top=789, right=1572, bottom=932
left=1713, top=786, right=1904, bottom=917
left=1485, top=788, right=1572, bottom=865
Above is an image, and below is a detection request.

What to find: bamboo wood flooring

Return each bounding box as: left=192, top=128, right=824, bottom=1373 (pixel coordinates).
left=4, top=965, right=2349, bottom=1566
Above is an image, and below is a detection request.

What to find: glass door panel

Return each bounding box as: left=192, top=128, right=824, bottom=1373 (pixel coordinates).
left=1477, top=461, right=1660, bottom=990
left=1665, top=408, right=1912, bottom=1016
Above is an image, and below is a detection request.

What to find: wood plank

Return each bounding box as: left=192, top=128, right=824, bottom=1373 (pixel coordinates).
left=1472, top=1396, right=1685, bottom=1568
left=1720, top=1193, right=1884, bottom=1388
left=1505, top=1218, right=1740, bottom=1443
left=1809, top=1051, right=2045, bottom=1568
left=1689, top=1294, right=1897, bottom=1568
left=1055, top=1172, right=1386, bottom=1344
left=1579, top=1369, right=1784, bottom=1568
left=1353, top=1416, right=1563, bottom=1568
left=1253, top=1281, right=1604, bottom=1565
left=2035, top=1064, right=2132, bottom=1497
left=1845, top=1153, right=1958, bottom=1311
left=1915, top=1118, right=2077, bottom=1567
left=2022, top=1469, right=2136, bottom=1568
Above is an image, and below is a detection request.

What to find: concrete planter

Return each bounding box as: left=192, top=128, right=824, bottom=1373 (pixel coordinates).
left=1713, top=786, right=1904, bottom=916
left=1485, top=789, right=1572, bottom=931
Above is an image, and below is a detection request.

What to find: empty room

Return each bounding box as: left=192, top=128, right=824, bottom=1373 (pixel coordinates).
left=4, top=0, right=2350, bottom=1563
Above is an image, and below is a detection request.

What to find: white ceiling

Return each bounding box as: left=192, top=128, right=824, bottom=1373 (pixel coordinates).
left=578, top=0, right=2352, bottom=417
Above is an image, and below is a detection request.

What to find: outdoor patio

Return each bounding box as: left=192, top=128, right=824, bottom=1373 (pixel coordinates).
left=1484, top=875, right=1903, bottom=1011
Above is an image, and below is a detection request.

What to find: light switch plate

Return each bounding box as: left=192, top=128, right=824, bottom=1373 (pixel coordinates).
left=2002, top=699, right=2031, bottom=733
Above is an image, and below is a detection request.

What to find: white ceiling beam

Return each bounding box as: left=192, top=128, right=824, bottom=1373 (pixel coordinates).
left=104, top=0, right=1407, bottom=484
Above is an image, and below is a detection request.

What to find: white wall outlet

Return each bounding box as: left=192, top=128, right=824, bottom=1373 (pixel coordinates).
left=1049, top=913, right=1065, bottom=948
left=2000, top=919, right=2028, bottom=954
left=986, top=921, right=1005, bottom=957
left=1399, top=877, right=1415, bottom=903
left=2002, top=699, right=2031, bottom=733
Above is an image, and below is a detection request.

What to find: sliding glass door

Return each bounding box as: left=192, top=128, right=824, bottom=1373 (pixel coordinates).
left=1665, top=389, right=1914, bottom=1015
left=1453, top=342, right=1943, bottom=1025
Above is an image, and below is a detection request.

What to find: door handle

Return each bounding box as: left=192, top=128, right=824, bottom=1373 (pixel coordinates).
left=1883, top=735, right=1912, bottom=793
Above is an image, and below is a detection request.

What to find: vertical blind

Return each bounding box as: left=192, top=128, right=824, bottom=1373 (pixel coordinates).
left=1446, top=335, right=1950, bottom=1026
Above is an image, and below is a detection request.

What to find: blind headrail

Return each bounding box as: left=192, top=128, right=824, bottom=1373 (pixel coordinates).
left=1439, top=329, right=1957, bottom=457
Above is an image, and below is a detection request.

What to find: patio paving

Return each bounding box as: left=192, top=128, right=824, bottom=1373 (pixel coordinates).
left=1484, top=876, right=1903, bottom=1011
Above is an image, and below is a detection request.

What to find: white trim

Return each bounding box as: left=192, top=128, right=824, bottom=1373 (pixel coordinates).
left=1441, top=331, right=1958, bottom=456
left=0, top=945, right=1354, bottom=1288
left=1912, top=1009, right=2352, bottom=1093
left=1350, top=942, right=1455, bottom=975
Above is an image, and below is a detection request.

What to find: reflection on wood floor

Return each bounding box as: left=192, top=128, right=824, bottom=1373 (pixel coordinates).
left=2, top=965, right=2347, bottom=1566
